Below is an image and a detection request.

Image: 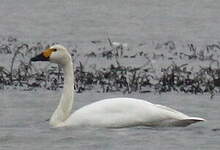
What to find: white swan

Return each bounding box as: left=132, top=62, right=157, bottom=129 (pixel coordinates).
left=31, top=44, right=205, bottom=128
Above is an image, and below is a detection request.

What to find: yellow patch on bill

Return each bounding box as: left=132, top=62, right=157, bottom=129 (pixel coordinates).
left=42, top=48, right=53, bottom=58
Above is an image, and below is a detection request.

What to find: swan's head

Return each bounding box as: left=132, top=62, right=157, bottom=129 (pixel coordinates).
left=31, top=44, right=72, bottom=65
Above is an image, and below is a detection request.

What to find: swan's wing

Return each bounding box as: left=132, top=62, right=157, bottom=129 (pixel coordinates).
left=155, top=104, right=189, bottom=119
left=168, top=117, right=205, bottom=127
left=154, top=104, right=205, bottom=127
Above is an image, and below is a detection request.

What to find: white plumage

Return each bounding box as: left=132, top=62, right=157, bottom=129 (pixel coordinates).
left=31, top=44, right=205, bottom=128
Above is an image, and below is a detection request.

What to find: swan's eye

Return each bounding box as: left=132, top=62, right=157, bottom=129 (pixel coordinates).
left=53, top=48, right=57, bottom=52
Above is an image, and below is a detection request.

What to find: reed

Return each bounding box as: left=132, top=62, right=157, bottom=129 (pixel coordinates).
left=0, top=36, right=220, bottom=98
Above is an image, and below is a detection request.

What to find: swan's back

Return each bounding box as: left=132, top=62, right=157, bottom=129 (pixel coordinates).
left=61, top=98, right=203, bottom=128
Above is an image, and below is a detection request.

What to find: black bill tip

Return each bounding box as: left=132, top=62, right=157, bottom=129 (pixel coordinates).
left=30, top=53, right=49, bottom=62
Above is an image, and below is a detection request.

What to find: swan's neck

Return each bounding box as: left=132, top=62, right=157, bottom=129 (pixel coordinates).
left=49, top=61, right=74, bottom=126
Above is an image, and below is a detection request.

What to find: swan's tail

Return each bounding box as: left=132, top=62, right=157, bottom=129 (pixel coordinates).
left=172, top=117, right=206, bottom=127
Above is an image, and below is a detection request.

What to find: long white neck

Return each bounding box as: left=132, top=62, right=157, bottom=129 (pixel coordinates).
left=49, top=60, right=74, bottom=126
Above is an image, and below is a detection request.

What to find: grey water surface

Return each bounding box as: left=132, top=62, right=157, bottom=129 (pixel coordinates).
left=0, top=90, right=219, bottom=150
left=0, top=0, right=220, bottom=43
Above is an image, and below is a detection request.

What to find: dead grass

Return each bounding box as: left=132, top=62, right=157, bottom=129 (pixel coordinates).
left=0, top=36, right=220, bottom=98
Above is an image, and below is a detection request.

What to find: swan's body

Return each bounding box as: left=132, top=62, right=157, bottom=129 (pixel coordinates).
left=61, top=98, right=204, bottom=128
left=31, top=45, right=205, bottom=128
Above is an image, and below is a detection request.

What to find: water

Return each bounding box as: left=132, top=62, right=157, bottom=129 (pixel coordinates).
left=1, top=0, right=220, bottom=149
left=0, top=0, right=220, bottom=43
left=0, top=90, right=219, bottom=150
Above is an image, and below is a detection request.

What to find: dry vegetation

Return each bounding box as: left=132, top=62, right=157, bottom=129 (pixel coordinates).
left=0, top=36, right=220, bottom=98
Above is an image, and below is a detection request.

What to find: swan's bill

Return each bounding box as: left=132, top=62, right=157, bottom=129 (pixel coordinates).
left=31, top=48, right=56, bottom=61
left=31, top=52, right=49, bottom=61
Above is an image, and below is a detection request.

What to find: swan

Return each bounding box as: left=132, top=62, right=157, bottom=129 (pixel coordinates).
left=30, top=44, right=205, bottom=128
